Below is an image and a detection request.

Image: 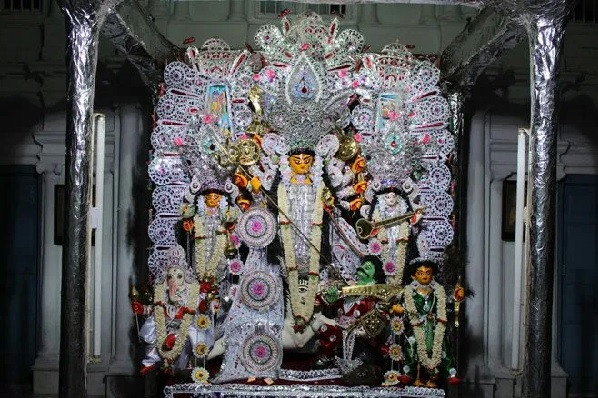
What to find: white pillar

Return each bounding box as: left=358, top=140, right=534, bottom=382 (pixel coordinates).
left=465, top=113, right=487, bottom=372
left=487, top=179, right=504, bottom=363
left=108, top=104, right=141, bottom=374
left=33, top=163, right=64, bottom=395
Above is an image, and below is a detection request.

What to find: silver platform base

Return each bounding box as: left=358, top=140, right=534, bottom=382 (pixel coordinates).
left=164, top=383, right=445, bottom=397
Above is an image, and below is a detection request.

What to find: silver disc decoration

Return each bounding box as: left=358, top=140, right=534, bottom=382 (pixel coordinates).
left=237, top=207, right=276, bottom=248
left=239, top=270, right=281, bottom=312
left=241, top=332, right=282, bottom=374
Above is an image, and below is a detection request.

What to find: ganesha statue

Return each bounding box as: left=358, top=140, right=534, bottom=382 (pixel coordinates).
left=133, top=245, right=202, bottom=373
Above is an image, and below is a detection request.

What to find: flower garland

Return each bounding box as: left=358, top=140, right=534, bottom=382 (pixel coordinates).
left=373, top=208, right=409, bottom=285
left=403, top=282, right=447, bottom=371
left=155, top=281, right=200, bottom=364
left=193, top=210, right=227, bottom=279
left=278, top=180, right=324, bottom=325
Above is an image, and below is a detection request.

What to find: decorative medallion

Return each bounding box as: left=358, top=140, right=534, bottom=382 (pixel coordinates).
left=241, top=332, right=282, bottom=374
left=237, top=207, right=276, bottom=248
left=239, top=271, right=281, bottom=312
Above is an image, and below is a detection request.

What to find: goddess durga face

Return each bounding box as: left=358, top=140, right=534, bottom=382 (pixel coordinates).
left=288, top=153, right=314, bottom=175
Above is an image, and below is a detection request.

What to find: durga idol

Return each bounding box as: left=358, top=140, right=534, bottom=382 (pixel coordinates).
left=277, top=147, right=329, bottom=335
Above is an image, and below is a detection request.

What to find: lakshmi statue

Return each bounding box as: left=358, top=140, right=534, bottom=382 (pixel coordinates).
left=399, top=260, right=463, bottom=387
left=181, top=176, right=239, bottom=284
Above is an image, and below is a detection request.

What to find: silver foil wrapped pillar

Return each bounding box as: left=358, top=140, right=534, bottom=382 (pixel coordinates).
left=59, top=1, right=114, bottom=396
left=522, top=13, right=566, bottom=398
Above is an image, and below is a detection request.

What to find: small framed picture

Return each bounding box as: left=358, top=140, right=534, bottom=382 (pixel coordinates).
left=54, top=184, right=65, bottom=245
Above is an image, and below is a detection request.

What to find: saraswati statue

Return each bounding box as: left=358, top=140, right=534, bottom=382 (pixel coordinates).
left=135, top=11, right=464, bottom=394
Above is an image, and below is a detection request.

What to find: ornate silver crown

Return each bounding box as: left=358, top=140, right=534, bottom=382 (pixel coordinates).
left=254, top=13, right=362, bottom=151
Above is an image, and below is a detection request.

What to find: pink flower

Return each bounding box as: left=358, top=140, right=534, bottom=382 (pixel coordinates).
left=203, top=114, right=215, bottom=124
left=353, top=133, right=363, bottom=143
left=251, top=220, right=263, bottom=233
left=384, top=261, right=396, bottom=275
left=300, top=43, right=310, bottom=51
left=173, top=137, right=184, bottom=147
left=338, top=69, right=348, bottom=78
left=368, top=239, right=382, bottom=255
left=251, top=282, right=265, bottom=296
left=252, top=73, right=261, bottom=82
left=265, top=69, right=276, bottom=81
left=352, top=80, right=359, bottom=88
left=422, top=134, right=431, bottom=145
left=229, top=260, right=243, bottom=275
left=230, top=234, right=241, bottom=248
left=254, top=345, right=268, bottom=358
left=388, top=111, right=398, bottom=121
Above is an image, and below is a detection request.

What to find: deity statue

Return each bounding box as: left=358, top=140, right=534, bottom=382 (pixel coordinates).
left=146, top=13, right=459, bottom=390
left=181, top=178, right=239, bottom=283
left=399, top=260, right=463, bottom=387
left=277, top=148, right=327, bottom=333
left=370, top=180, right=424, bottom=285
left=132, top=246, right=202, bottom=374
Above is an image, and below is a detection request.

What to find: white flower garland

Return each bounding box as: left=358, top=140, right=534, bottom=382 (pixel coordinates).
left=278, top=181, right=324, bottom=324
left=374, top=208, right=409, bottom=285
left=193, top=212, right=227, bottom=279
left=403, top=282, right=447, bottom=372
left=155, top=281, right=200, bottom=364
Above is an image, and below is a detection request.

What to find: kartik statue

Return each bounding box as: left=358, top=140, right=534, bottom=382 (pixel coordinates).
left=400, top=260, right=463, bottom=387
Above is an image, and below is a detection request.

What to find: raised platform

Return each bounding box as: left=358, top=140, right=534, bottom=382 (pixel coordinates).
left=164, top=383, right=445, bottom=397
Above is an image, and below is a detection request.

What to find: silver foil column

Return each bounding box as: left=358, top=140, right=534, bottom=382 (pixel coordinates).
left=59, top=1, right=111, bottom=397
left=521, top=13, right=566, bottom=398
